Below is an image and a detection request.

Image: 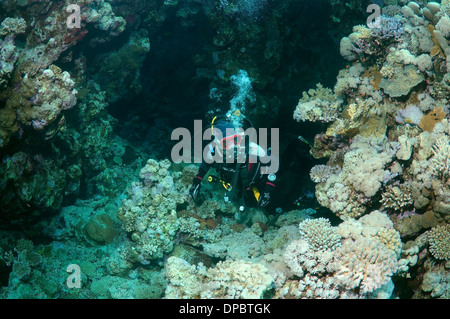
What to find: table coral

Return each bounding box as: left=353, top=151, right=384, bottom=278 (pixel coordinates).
left=379, top=65, right=424, bottom=98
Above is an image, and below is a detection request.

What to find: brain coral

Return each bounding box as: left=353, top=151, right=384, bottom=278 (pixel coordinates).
left=379, top=65, right=424, bottom=97
left=333, top=238, right=398, bottom=294
left=428, top=225, right=450, bottom=260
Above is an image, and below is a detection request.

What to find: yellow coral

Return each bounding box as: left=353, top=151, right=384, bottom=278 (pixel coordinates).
left=353, top=25, right=372, bottom=39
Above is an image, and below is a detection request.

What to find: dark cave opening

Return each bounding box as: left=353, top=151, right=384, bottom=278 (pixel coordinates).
left=101, top=0, right=350, bottom=215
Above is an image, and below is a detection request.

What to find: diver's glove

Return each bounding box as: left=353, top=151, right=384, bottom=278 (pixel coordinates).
left=189, top=177, right=202, bottom=202
left=258, top=180, right=275, bottom=208
left=258, top=191, right=271, bottom=208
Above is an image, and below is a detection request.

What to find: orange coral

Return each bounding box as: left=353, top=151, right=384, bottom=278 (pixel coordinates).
left=419, top=107, right=446, bottom=132
left=428, top=24, right=446, bottom=58
left=362, top=67, right=382, bottom=90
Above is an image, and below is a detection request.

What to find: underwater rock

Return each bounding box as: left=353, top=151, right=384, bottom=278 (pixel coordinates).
left=84, top=214, right=116, bottom=244
left=93, top=30, right=150, bottom=103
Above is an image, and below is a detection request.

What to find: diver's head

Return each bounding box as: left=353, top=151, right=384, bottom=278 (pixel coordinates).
left=212, top=120, right=245, bottom=162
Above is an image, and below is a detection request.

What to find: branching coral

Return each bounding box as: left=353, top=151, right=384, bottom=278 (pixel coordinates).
left=315, top=138, right=395, bottom=220
left=293, top=83, right=343, bottom=123
left=340, top=15, right=404, bottom=62
left=427, top=225, right=450, bottom=260
left=408, top=120, right=450, bottom=225
left=281, top=211, right=401, bottom=298
left=333, top=237, right=398, bottom=295
left=380, top=183, right=414, bottom=212
left=0, top=64, right=77, bottom=147
left=165, top=256, right=273, bottom=299
left=337, top=210, right=403, bottom=257
left=430, top=135, right=450, bottom=180
left=298, top=218, right=341, bottom=252
left=309, top=164, right=338, bottom=183
left=283, top=238, right=336, bottom=278
left=0, top=36, right=20, bottom=89
left=0, top=17, right=26, bottom=37
left=292, top=0, right=450, bottom=299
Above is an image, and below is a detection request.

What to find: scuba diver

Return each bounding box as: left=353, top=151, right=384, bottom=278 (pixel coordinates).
left=189, top=113, right=278, bottom=210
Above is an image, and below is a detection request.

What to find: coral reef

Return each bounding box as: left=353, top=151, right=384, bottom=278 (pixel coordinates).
left=116, top=159, right=188, bottom=263
left=1, top=0, right=449, bottom=301
left=315, top=137, right=396, bottom=220
left=279, top=211, right=401, bottom=299
left=295, top=0, right=450, bottom=299
left=380, top=183, right=414, bottom=212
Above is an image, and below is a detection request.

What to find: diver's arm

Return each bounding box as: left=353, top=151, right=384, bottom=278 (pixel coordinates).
left=193, top=162, right=210, bottom=183
left=190, top=161, right=211, bottom=203
left=248, top=142, right=266, bottom=158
